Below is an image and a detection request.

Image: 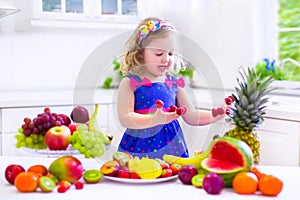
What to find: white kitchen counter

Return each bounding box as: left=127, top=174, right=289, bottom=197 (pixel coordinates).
left=0, top=155, right=299, bottom=199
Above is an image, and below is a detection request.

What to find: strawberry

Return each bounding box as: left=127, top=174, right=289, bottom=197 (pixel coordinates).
left=160, top=168, right=173, bottom=178
left=60, top=180, right=71, bottom=190
left=130, top=172, right=140, bottom=179
left=57, top=185, right=68, bottom=193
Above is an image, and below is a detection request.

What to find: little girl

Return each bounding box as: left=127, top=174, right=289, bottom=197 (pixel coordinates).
left=117, top=17, right=225, bottom=159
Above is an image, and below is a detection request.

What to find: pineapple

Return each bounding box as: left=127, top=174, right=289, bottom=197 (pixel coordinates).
left=224, top=66, right=274, bottom=164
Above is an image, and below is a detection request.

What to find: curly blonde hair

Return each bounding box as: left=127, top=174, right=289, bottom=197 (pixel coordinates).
left=120, top=17, right=180, bottom=75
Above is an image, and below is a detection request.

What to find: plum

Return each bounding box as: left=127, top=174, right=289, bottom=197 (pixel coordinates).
left=70, top=106, right=89, bottom=123
left=202, top=172, right=224, bottom=195
left=178, top=165, right=198, bottom=184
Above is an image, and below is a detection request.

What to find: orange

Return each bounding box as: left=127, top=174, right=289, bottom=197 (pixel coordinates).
left=258, top=174, right=283, bottom=196
left=251, top=166, right=264, bottom=180
left=232, top=172, right=258, bottom=194
left=14, top=172, right=39, bottom=192
left=27, top=164, right=48, bottom=176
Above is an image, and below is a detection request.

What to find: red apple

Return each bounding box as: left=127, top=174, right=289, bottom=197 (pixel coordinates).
left=45, top=125, right=71, bottom=150
left=100, top=160, right=120, bottom=176
left=68, top=123, right=77, bottom=135
left=5, top=164, right=25, bottom=184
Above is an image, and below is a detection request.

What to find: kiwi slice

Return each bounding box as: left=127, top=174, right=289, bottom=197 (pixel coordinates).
left=192, top=174, right=205, bottom=188
left=83, top=170, right=102, bottom=184
left=113, top=151, right=131, bottom=166
left=39, top=176, right=56, bottom=192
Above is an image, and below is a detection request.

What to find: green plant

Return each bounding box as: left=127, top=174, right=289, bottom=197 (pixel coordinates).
left=278, top=0, right=300, bottom=74
left=102, top=58, right=125, bottom=89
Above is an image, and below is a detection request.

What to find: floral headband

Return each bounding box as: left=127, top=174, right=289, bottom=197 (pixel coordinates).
left=137, top=20, right=174, bottom=45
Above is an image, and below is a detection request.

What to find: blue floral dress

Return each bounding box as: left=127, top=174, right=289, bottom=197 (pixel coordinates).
left=117, top=75, right=189, bottom=159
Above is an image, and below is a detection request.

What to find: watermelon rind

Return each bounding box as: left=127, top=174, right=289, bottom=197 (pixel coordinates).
left=200, top=136, right=254, bottom=187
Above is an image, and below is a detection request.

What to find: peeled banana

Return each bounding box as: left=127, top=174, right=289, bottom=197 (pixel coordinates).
left=163, top=151, right=208, bottom=169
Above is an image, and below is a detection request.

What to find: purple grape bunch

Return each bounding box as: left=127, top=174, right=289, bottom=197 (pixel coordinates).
left=21, top=107, right=71, bottom=137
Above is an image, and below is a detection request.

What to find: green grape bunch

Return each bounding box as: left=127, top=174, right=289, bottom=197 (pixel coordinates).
left=70, top=124, right=107, bottom=158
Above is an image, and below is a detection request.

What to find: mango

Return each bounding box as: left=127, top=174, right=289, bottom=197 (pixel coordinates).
left=48, top=156, right=83, bottom=183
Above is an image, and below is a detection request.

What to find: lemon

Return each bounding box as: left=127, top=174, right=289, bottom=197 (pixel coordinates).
left=136, top=157, right=162, bottom=179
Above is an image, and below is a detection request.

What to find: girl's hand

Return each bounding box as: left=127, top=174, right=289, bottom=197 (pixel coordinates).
left=152, top=105, right=179, bottom=125
left=151, top=100, right=186, bottom=126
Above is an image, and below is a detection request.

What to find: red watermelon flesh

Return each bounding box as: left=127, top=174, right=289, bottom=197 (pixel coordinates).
left=210, top=140, right=245, bottom=167
left=201, top=158, right=244, bottom=173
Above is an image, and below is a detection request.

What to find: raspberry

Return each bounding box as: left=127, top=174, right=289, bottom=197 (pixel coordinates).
left=176, top=107, right=186, bottom=115
left=225, top=108, right=231, bottom=115
left=217, top=107, right=224, bottom=115
left=75, top=181, right=84, bottom=190
left=155, top=100, right=164, bottom=108
left=224, top=97, right=233, bottom=105
left=212, top=108, right=218, bottom=117
left=169, top=105, right=177, bottom=112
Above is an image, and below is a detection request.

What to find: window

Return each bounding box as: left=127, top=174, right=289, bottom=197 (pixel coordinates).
left=33, top=0, right=138, bottom=21
left=277, top=0, right=300, bottom=82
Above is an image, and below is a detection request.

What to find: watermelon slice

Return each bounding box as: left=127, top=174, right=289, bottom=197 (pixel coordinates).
left=201, top=137, right=254, bottom=187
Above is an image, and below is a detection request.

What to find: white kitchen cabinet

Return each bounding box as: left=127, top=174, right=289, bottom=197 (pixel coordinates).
left=257, top=117, right=300, bottom=166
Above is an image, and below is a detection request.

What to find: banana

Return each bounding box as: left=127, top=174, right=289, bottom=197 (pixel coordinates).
left=163, top=151, right=208, bottom=169
left=88, top=103, right=111, bottom=145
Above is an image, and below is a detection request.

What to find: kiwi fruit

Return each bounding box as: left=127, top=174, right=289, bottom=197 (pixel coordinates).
left=39, top=176, right=56, bottom=192
left=83, top=170, right=102, bottom=184
left=191, top=174, right=205, bottom=188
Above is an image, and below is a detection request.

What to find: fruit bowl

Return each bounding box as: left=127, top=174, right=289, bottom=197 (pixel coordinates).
left=21, top=145, right=80, bottom=156
left=103, top=175, right=178, bottom=184
left=20, top=144, right=111, bottom=157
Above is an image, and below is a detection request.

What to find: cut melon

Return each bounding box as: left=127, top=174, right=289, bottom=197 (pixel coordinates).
left=201, top=158, right=244, bottom=174
left=200, top=136, right=254, bottom=187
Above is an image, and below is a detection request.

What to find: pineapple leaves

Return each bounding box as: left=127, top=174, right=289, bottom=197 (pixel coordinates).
left=229, top=66, right=274, bottom=130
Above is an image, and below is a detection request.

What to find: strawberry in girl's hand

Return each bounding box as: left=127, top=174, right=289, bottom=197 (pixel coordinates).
left=155, top=100, right=164, bottom=108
